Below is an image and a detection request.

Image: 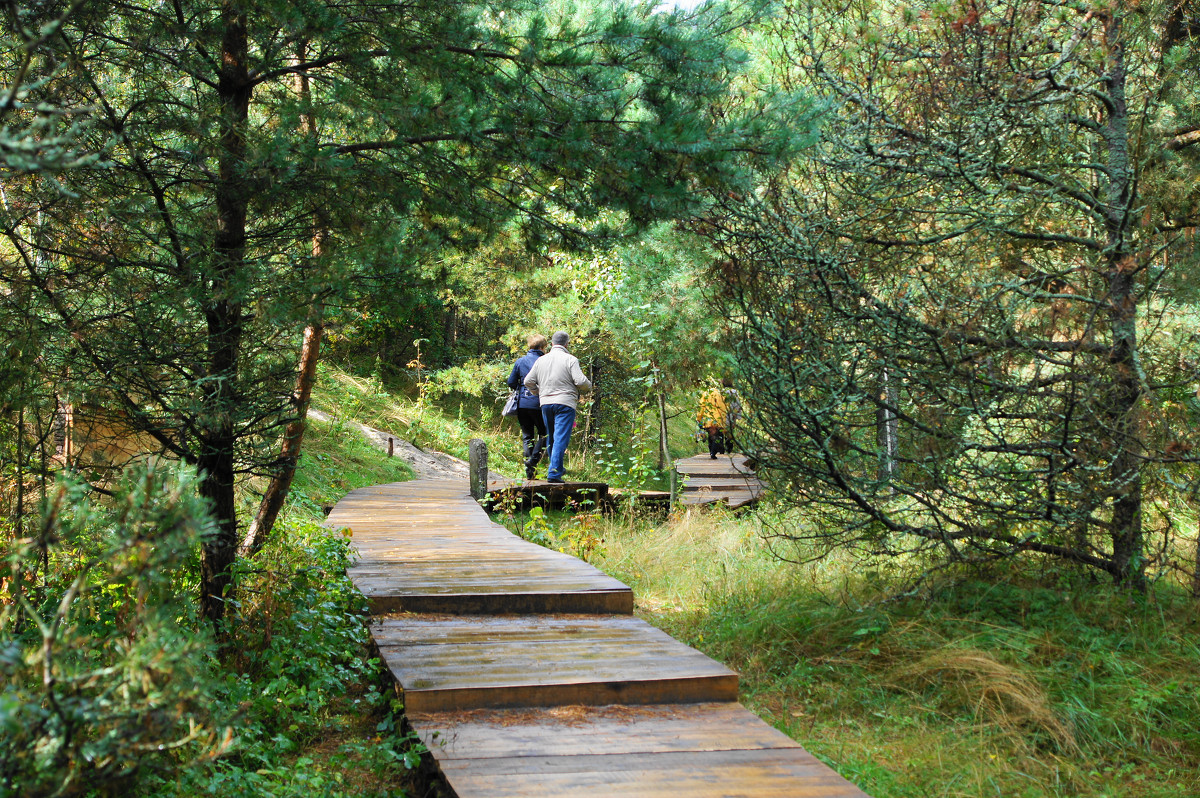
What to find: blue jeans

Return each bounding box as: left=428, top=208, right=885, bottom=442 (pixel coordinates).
left=541, top=404, right=576, bottom=480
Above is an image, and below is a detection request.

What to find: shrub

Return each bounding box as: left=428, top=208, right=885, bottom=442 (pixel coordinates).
left=0, top=464, right=225, bottom=797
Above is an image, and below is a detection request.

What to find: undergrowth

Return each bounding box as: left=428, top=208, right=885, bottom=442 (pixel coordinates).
left=1, top=414, right=424, bottom=798
left=587, top=506, right=1200, bottom=798
left=309, top=363, right=1200, bottom=797
left=160, top=521, right=422, bottom=798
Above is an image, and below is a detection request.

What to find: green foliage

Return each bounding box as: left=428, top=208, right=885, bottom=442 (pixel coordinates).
left=1, top=421, right=424, bottom=796
left=593, top=422, right=662, bottom=490
left=705, top=0, right=1200, bottom=589
left=598, top=509, right=1200, bottom=798
left=1, top=0, right=807, bottom=624
left=0, top=464, right=221, bottom=797
left=162, top=522, right=422, bottom=797
left=508, top=506, right=606, bottom=563
left=603, top=223, right=726, bottom=383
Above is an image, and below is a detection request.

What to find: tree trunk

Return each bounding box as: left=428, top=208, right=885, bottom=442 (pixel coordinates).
left=1101, top=13, right=1145, bottom=590
left=876, top=362, right=898, bottom=488
left=443, top=301, right=457, bottom=365
left=583, top=358, right=602, bottom=448
left=15, top=406, right=24, bottom=535
left=199, top=3, right=251, bottom=627
left=242, top=41, right=327, bottom=557
left=242, top=312, right=323, bottom=556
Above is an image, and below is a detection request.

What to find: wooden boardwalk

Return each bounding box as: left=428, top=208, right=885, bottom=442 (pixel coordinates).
left=328, top=478, right=866, bottom=797
left=675, top=453, right=765, bottom=509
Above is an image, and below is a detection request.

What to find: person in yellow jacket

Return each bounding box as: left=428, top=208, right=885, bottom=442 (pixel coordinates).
left=697, top=377, right=740, bottom=459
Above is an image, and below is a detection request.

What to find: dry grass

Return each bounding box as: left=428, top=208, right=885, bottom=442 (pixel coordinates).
left=887, top=647, right=1079, bottom=755
left=586, top=504, right=1200, bottom=798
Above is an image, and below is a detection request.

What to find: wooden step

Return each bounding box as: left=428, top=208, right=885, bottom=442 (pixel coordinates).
left=679, top=491, right=761, bottom=509
left=329, top=476, right=870, bottom=796
left=674, top=453, right=758, bottom=475
left=409, top=702, right=869, bottom=798
left=333, top=480, right=633, bottom=615
left=484, top=480, right=609, bottom=512
left=349, top=547, right=632, bottom=614
left=674, top=453, right=765, bottom=510
left=373, top=614, right=739, bottom=713
left=679, top=477, right=762, bottom=488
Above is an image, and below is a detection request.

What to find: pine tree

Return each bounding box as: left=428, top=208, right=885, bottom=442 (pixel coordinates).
left=1, top=0, right=804, bottom=624
left=706, top=0, right=1200, bottom=589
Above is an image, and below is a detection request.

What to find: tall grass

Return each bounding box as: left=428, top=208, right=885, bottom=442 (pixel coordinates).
left=588, top=507, right=1200, bottom=798
left=312, top=363, right=1200, bottom=797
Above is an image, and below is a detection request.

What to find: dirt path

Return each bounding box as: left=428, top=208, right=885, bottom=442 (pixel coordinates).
left=309, top=408, right=506, bottom=482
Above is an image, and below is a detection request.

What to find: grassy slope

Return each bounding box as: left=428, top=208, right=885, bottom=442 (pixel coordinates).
left=313, top=365, right=1200, bottom=798
left=594, top=510, right=1200, bottom=798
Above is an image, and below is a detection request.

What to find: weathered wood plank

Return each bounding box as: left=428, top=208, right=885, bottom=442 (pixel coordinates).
left=674, top=453, right=757, bottom=474
left=436, top=758, right=868, bottom=796
left=484, top=481, right=609, bottom=512
left=409, top=703, right=870, bottom=796
left=410, top=703, right=801, bottom=760
left=330, top=479, right=634, bottom=615
left=356, top=587, right=633, bottom=615
left=674, top=453, right=765, bottom=510
left=679, top=494, right=759, bottom=509
left=328, top=476, right=870, bottom=797
left=679, top=477, right=763, bottom=488
left=374, top=614, right=738, bottom=712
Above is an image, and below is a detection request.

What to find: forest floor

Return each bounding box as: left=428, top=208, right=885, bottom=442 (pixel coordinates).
left=292, top=370, right=1200, bottom=798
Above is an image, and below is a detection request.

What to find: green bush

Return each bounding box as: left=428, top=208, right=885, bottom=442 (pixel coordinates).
left=0, top=464, right=222, bottom=797
left=1, top=458, right=422, bottom=798
left=155, top=522, right=421, bottom=798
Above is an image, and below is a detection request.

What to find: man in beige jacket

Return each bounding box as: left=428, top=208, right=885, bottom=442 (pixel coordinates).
left=524, top=330, right=592, bottom=483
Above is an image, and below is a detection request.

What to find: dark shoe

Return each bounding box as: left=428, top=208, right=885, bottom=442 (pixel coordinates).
left=526, top=465, right=535, bottom=480
left=547, top=477, right=565, bottom=484
left=710, top=454, right=717, bottom=460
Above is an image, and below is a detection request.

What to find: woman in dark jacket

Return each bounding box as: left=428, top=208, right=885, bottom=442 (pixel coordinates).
left=507, top=334, right=548, bottom=480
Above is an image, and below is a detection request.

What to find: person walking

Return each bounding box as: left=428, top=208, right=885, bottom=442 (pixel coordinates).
left=507, top=333, right=548, bottom=480
left=524, top=330, right=591, bottom=483
left=697, top=377, right=740, bottom=459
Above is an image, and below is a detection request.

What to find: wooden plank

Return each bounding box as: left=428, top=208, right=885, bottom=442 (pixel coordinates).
left=373, top=614, right=738, bottom=712
left=680, top=490, right=760, bottom=502
left=329, top=477, right=871, bottom=797
left=329, top=479, right=634, bottom=615
left=675, top=465, right=758, bottom=477
left=484, top=481, right=609, bottom=512
left=409, top=703, right=870, bottom=797
left=682, top=497, right=756, bottom=507
left=681, top=477, right=763, bottom=488
left=674, top=453, right=757, bottom=474
left=673, top=453, right=765, bottom=510
left=356, top=587, right=633, bottom=616
left=437, top=750, right=864, bottom=798
left=410, top=703, right=802, bottom=760
left=348, top=562, right=625, bottom=584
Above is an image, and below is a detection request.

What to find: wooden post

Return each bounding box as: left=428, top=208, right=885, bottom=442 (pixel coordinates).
left=469, top=438, right=488, bottom=500
left=669, top=463, right=678, bottom=510
left=388, top=437, right=394, bottom=457
left=656, top=390, right=670, bottom=470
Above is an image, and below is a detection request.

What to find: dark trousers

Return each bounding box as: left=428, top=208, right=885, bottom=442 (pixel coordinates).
left=517, top=407, right=547, bottom=468
left=705, top=425, right=727, bottom=457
